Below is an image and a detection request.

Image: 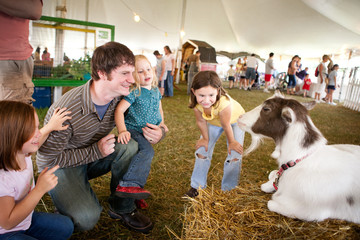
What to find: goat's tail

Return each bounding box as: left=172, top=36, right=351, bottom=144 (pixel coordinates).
left=244, top=134, right=263, bottom=156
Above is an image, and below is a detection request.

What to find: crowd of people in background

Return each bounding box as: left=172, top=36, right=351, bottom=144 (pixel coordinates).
left=219, top=51, right=339, bottom=106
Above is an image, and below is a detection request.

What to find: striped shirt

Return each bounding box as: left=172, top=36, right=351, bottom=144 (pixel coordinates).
left=36, top=80, right=121, bottom=172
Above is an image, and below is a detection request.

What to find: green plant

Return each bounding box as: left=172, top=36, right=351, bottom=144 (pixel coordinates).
left=51, top=65, right=70, bottom=79
left=69, top=54, right=91, bottom=80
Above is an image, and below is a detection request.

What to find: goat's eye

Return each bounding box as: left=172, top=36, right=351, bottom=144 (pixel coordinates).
left=262, top=106, right=271, bottom=112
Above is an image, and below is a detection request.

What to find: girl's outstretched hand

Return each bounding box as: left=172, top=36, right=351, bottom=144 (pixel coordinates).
left=228, top=141, right=243, bottom=155
left=47, top=107, right=71, bottom=131
left=118, top=131, right=131, bottom=144
left=195, top=138, right=208, bottom=151
left=36, top=165, right=59, bottom=194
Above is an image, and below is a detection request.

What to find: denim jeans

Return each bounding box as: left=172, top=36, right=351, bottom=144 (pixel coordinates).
left=0, top=211, right=73, bottom=240
left=48, top=139, right=138, bottom=231
left=164, top=71, right=173, bottom=97
left=119, top=129, right=154, bottom=188
left=190, top=123, right=245, bottom=191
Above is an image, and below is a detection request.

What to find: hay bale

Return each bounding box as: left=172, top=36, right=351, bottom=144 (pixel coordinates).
left=179, top=184, right=359, bottom=240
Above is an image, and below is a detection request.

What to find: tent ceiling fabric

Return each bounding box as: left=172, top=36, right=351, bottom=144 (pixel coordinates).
left=42, top=0, right=360, bottom=58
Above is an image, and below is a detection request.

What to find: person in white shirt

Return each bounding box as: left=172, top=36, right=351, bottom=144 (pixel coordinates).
left=163, top=46, right=175, bottom=97
left=264, top=52, right=275, bottom=93
left=245, top=54, right=258, bottom=91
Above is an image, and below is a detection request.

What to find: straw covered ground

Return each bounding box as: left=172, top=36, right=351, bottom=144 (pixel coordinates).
left=34, top=82, right=360, bottom=239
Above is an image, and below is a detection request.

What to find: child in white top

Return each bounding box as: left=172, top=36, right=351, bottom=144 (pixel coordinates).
left=0, top=101, right=73, bottom=239
left=326, top=64, right=339, bottom=105
left=227, top=64, right=236, bottom=89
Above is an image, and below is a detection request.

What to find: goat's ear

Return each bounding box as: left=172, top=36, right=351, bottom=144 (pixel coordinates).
left=273, top=90, right=284, bottom=99
left=301, top=101, right=316, bottom=110
left=281, top=107, right=294, bottom=124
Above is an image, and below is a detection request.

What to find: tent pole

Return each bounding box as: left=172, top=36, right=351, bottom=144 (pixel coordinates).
left=84, top=0, right=89, bottom=56
left=55, top=0, right=66, bottom=67
left=176, top=0, right=187, bottom=84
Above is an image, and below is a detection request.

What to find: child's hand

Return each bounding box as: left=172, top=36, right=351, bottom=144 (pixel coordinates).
left=159, top=123, right=169, bottom=133
left=118, top=131, right=131, bottom=144
left=228, top=141, right=243, bottom=155
left=47, top=107, right=71, bottom=131
left=196, top=138, right=208, bottom=151
left=36, top=165, right=59, bottom=194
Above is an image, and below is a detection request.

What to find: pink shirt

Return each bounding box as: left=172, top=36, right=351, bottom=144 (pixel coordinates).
left=0, top=156, right=35, bottom=234
left=0, top=12, right=33, bottom=60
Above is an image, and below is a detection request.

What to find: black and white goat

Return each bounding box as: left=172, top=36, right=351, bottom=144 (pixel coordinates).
left=238, top=92, right=360, bottom=224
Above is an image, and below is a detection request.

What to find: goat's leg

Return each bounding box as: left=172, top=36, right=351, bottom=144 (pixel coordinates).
left=261, top=170, right=277, bottom=193
left=267, top=198, right=298, bottom=219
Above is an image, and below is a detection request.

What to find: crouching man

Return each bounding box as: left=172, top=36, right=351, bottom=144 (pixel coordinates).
left=36, top=42, right=164, bottom=234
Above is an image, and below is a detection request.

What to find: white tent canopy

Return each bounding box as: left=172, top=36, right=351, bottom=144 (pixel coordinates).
left=41, top=0, right=360, bottom=59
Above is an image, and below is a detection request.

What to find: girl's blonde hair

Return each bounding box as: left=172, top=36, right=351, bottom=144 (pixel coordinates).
left=132, top=55, right=158, bottom=94
left=0, top=101, right=36, bottom=171
left=189, top=71, right=228, bottom=109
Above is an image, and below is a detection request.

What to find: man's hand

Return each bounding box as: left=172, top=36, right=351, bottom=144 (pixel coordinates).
left=142, top=123, right=163, bottom=144
left=97, top=134, right=116, bottom=157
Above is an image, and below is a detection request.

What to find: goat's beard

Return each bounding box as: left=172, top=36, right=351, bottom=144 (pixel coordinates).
left=244, top=133, right=263, bottom=156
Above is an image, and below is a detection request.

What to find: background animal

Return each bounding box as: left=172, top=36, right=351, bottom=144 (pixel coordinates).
left=238, top=92, right=360, bottom=224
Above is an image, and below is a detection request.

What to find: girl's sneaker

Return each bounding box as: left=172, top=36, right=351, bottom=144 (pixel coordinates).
left=185, top=187, right=199, bottom=198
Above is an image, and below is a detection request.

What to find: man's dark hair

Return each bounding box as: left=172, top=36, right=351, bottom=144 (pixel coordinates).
left=91, top=41, right=135, bottom=81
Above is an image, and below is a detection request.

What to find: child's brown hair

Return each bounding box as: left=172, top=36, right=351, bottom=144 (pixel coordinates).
left=189, top=71, right=227, bottom=109
left=0, top=101, right=36, bottom=171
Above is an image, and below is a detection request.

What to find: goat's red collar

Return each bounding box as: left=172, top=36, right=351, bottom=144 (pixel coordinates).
left=273, top=153, right=312, bottom=191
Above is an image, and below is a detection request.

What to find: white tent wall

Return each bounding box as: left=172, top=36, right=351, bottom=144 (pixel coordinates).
left=40, top=0, right=360, bottom=59
left=222, top=0, right=360, bottom=58
left=37, top=0, right=360, bottom=108
left=42, top=0, right=184, bottom=55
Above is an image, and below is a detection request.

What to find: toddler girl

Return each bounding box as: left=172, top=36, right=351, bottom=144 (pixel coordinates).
left=186, top=71, right=245, bottom=198
left=114, top=55, right=168, bottom=204
left=302, top=73, right=312, bottom=98
left=0, top=101, right=73, bottom=239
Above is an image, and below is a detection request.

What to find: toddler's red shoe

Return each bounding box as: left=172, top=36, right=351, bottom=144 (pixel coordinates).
left=135, top=199, right=149, bottom=209
left=115, top=186, right=151, bottom=199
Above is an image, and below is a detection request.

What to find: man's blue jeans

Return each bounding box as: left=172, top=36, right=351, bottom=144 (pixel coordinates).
left=0, top=211, right=73, bottom=240
left=119, top=129, right=154, bottom=188
left=48, top=139, right=138, bottom=231
left=190, top=123, right=245, bottom=191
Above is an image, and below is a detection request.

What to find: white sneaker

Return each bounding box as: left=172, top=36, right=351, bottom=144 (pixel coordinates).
left=263, top=89, right=270, bottom=93
left=330, top=102, right=337, bottom=106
